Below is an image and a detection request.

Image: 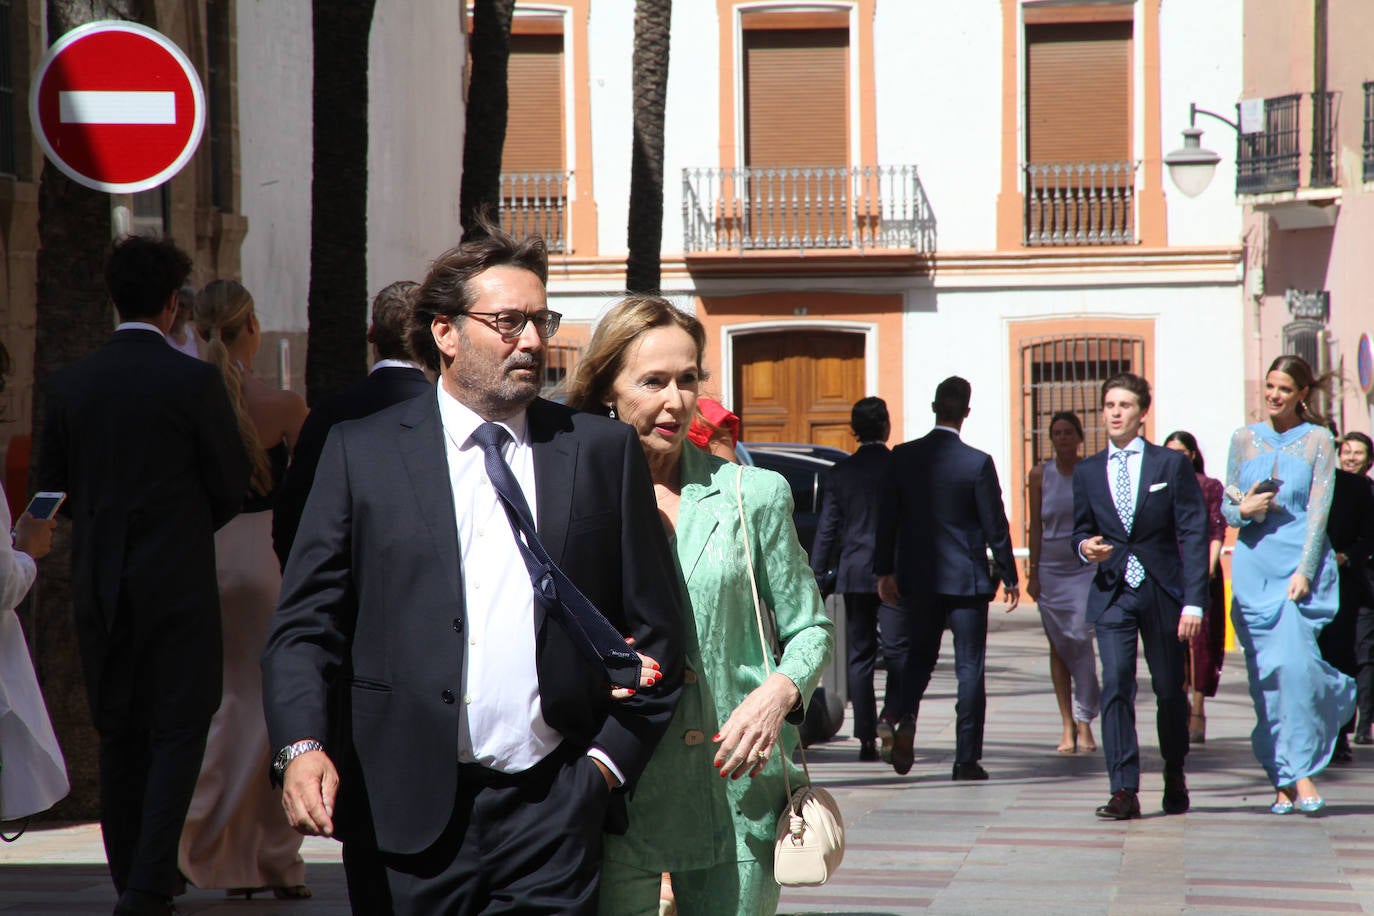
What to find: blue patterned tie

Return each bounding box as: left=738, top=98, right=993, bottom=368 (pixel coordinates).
left=470, top=422, right=641, bottom=689
left=1111, top=449, right=1146, bottom=588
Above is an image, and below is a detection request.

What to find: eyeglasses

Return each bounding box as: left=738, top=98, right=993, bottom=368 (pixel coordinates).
left=464, top=309, right=562, bottom=339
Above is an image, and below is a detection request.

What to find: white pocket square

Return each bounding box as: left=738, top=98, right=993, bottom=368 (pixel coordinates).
left=1148, top=482, right=1168, bottom=492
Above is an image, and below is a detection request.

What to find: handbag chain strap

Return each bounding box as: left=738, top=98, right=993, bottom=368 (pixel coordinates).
left=735, top=465, right=813, bottom=810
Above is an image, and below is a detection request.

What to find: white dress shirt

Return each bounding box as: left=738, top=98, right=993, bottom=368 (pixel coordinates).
left=116, top=321, right=164, bottom=335
left=437, top=387, right=563, bottom=772
left=1099, top=437, right=1202, bottom=618
left=370, top=358, right=425, bottom=373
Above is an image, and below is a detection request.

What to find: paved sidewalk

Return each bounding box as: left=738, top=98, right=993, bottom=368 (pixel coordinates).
left=3, top=609, right=1371, bottom=914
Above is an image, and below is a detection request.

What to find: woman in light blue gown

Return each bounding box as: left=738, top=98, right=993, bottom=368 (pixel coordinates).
left=1224, top=355, right=1355, bottom=815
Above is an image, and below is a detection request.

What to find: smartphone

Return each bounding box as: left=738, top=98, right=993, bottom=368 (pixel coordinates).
left=22, top=491, right=66, bottom=520
left=1253, top=478, right=1282, bottom=495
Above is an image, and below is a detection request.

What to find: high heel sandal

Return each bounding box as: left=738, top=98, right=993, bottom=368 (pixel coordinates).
left=1189, top=713, right=1206, bottom=744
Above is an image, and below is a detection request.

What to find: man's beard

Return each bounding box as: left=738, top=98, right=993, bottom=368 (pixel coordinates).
left=452, top=350, right=544, bottom=419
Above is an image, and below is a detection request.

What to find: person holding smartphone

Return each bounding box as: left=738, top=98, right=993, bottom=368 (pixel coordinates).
left=1224, top=355, right=1354, bottom=815
left=0, top=339, right=69, bottom=824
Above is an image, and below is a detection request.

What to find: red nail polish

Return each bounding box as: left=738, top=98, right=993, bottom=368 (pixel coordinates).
left=712, top=733, right=722, bottom=741
left=625, top=688, right=635, bottom=695
left=652, top=663, right=661, bottom=670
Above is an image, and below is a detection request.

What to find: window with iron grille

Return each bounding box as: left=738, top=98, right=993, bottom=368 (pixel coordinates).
left=1310, top=90, right=1337, bottom=188
left=1237, top=94, right=1301, bottom=194
left=0, top=0, right=15, bottom=178
left=1018, top=333, right=1145, bottom=537
left=542, top=339, right=581, bottom=398
left=1363, top=81, right=1373, bottom=183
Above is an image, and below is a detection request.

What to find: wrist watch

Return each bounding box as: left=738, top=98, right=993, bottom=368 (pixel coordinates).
left=272, top=738, right=324, bottom=782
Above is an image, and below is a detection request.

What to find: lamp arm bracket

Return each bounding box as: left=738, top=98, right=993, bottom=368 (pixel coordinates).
left=1190, top=103, right=1239, bottom=133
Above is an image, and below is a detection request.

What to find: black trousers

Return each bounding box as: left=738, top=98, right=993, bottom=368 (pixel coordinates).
left=1355, top=605, right=1374, bottom=730
left=892, top=594, right=990, bottom=765
left=343, top=745, right=611, bottom=915
left=843, top=592, right=902, bottom=741
left=1094, top=578, right=1189, bottom=793
left=98, top=721, right=210, bottom=899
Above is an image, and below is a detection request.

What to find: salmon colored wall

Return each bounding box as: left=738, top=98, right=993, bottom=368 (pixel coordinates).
left=695, top=290, right=904, bottom=442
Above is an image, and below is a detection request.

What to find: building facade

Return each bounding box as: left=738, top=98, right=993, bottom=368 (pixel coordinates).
left=1230, top=0, right=1374, bottom=434
left=525, top=0, right=1247, bottom=549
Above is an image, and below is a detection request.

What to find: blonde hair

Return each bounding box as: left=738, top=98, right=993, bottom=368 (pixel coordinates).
left=564, top=296, right=707, bottom=414
left=194, top=279, right=272, bottom=494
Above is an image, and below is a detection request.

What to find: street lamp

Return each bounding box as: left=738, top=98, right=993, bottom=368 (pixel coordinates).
left=1163, top=103, right=1237, bottom=197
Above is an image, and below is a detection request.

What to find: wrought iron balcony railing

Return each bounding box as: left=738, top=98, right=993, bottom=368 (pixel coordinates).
left=1233, top=93, right=1342, bottom=195
left=1363, top=82, right=1374, bottom=183
left=681, top=164, right=935, bottom=254
left=498, top=171, right=570, bottom=253
left=1309, top=91, right=1338, bottom=188
left=1022, top=161, right=1138, bottom=246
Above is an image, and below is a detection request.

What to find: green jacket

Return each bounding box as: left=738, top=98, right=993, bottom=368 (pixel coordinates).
left=605, top=444, right=833, bottom=871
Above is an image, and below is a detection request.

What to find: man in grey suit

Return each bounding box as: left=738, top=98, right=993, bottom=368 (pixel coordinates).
left=875, top=377, right=1019, bottom=779
left=38, top=236, right=249, bottom=915
left=811, top=397, right=899, bottom=762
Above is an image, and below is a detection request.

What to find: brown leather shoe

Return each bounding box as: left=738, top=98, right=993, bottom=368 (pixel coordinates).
left=1095, top=789, right=1141, bottom=820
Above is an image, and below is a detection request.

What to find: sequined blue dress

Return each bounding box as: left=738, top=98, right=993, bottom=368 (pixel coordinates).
left=1223, top=421, right=1355, bottom=788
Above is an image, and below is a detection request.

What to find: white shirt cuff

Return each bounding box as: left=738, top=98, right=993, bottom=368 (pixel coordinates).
left=586, top=748, right=624, bottom=787
left=1181, top=605, right=1203, bottom=618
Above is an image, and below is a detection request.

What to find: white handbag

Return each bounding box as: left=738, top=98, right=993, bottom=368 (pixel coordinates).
left=735, top=466, right=845, bottom=887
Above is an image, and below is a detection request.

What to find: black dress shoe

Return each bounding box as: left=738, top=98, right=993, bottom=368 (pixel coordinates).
left=1095, top=789, right=1141, bottom=820
left=891, top=719, right=916, bottom=775
left=1162, top=767, right=1190, bottom=814
left=951, top=762, right=989, bottom=781
left=1333, top=736, right=1353, bottom=763
left=1354, top=729, right=1373, bottom=746
left=113, top=889, right=176, bottom=915
left=859, top=740, right=879, bottom=762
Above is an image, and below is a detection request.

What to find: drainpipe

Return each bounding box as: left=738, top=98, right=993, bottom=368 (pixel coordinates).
left=1311, top=0, right=1328, bottom=186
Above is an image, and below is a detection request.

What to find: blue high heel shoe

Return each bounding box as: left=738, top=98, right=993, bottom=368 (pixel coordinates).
left=1269, top=799, right=1294, bottom=815
left=1298, top=796, right=1325, bottom=814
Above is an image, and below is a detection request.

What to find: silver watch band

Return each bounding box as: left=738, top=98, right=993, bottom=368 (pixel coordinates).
left=272, top=738, right=324, bottom=780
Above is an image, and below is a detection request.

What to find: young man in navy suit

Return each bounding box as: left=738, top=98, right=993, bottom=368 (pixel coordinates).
left=876, top=377, right=1019, bottom=780
left=1073, top=373, right=1207, bottom=819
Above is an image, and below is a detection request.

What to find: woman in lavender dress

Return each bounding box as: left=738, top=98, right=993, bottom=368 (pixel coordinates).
left=1027, top=411, right=1099, bottom=753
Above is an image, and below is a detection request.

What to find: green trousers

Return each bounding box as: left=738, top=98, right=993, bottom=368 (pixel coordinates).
left=598, top=857, right=780, bottom=916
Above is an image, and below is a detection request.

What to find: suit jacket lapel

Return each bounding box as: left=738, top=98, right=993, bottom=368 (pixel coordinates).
left=530, top=403, right=576, bottom=562
left=398, top=394, right=462, bottom=602
left=1133, top=443, right=1157, bottom=524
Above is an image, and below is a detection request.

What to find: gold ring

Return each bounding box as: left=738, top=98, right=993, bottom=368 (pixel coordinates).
left=756, top=749, right=769, bottom=760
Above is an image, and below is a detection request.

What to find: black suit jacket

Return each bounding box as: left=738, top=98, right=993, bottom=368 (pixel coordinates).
left=810, top=443, right=889, bottom=594
left=1070, top=441, right=1209, bottom=622
left=261, top=394, right=684, bottom=855
left=36, top=329, right=249, bottom=725
left=1328, top=469, right=1374, bottom=610
left=875, top=429, right=1017, bottom=599
left=272, top=365, right=433, bottom=568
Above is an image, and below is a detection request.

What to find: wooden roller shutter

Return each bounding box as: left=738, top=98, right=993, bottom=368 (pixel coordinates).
left=1025, top=22, right=1130, bottom=164
left=501, top=33, right=564, bottom=174
left=743, top=28, right=847, bottom=167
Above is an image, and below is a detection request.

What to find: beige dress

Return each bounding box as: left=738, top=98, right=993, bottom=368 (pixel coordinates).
left=178, top=446, right=304, bottom=889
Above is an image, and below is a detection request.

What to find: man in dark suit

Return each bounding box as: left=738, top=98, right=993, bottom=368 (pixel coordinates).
left=37, top=236, right=249, bottom=915
left=811, top=397, right=899, bottom=762
left=1325, top=435, right=1374, bottom=754
left=272, top=280, right=432, bottom=568
left=261, top=225, right=683, bottom=914
left=875, top=377, right=1019, bottom=780
left=1072, top=373, right=1207, bottom=820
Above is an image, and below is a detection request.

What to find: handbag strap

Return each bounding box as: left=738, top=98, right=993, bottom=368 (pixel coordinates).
left=735, top=465, right=813, bottom=802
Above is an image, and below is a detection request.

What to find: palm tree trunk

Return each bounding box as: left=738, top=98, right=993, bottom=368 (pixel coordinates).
left=626, top=0, right=672, bottom=294
left=306, top=0, right=376, bottom=404
left=29, top=0, right=143, bottom=820
left=459, top=0, right=516, bottom=239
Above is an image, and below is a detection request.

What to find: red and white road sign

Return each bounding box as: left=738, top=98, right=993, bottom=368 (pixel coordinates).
left=28, top=21, right=205, bottom=194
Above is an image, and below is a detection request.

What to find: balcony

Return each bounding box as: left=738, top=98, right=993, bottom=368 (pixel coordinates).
left=1236, top=92, right=1337, bottom=195
left=681, top=165, right=935, bottom=256
left=498, top=171, right=569, bottom=254
left=1022, top=161, right=1138, bottom=247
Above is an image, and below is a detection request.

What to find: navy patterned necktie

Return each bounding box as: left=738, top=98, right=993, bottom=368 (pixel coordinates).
left=470, top=422, right=641, bottom=688
left=1111, top=449, right=1146, bottom=588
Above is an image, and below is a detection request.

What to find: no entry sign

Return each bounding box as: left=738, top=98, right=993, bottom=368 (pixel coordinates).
left=28, top=21, right=205, bottom=194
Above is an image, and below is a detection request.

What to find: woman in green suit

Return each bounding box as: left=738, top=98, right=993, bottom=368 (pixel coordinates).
left=567, top=296, right=833, bottom=915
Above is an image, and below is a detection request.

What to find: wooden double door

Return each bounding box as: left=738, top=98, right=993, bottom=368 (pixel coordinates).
left=732, top=331, right=864, bottom=449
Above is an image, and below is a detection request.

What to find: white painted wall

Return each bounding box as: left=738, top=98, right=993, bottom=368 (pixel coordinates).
left=236, top=0, right=312, bottom=332
left=367, top=0, right=466, bottom=296
left=587, top=0, right=636, bottom=259
left=1160, top=0, right=1244, bottom=246
left=875, top=1, right=1003, bottom=253
left=901, top=280, right=1246, bottom=500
